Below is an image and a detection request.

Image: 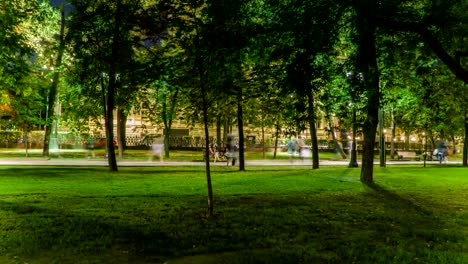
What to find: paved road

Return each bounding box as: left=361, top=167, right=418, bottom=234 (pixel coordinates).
left=0, top=157, right=459, bottom=167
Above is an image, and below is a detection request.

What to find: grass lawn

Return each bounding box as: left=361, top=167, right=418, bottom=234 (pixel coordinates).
left=0, top=165, right=466, bottom=263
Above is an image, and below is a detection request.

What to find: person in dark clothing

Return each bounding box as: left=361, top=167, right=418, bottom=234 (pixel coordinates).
left=435, top=141, right=447, bottom=163
left=226, top=135, right=238, bottom=166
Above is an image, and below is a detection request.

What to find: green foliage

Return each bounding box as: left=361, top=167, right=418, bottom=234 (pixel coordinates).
left=0, top=130, right=22, bottom=143
left=0, top=1, right=36, bottom=88
left=1, top=0, right=468, bottom=169
left=0, top=1, right=51, bottom=132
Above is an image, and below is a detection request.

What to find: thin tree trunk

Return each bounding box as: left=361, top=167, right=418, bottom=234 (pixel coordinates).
left=450, top=135, right=456, bottom=155
left=237, top=94, right=245, bottom=171
left=390, top=109, right=395, bottom=159
left=163, top=87, right=179, bottom=158
left=216, top=116, right=221, bottom=147
left=195, top=17, right=213, bottom=218
left=273, top=122, right=279, bottom=159
left=223, top=117, right=228, bottom=147
left=379, top=108, right=386, bottom=167
left=261, top=107, right=266, bottom=159
left=43, top=6, right=65, bottom=158
left=162, top=92, right=170, bottom=158
left=201, top=81, right=213, bottom=216
left=349, top=108, right=358, bottom=167
left=464, top=113, right=467, bottom=166
left=116, top=107, right=127, bottom=159
left=307, top=91, right=319, bottom=169
left=357, top=1, right=380, bottom=184
left=405, top=127, right=410, bottom=151
left=24, top=132, right=29, bottom=157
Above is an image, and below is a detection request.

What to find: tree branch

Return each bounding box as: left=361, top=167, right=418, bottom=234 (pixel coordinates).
left=377, top=18, right=468, bottom=84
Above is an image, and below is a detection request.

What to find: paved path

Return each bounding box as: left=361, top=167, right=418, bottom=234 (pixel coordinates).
left=0, top=157, right=459, bottom=167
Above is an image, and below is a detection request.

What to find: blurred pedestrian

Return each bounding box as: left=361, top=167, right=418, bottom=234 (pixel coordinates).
left=436, top=140, right=447, bottom=163
left=297, top=135, right=305, bottom=159
left=287, top=137, right=296, bottom=156
left=149, top=136, right=164, bottom=162
left=226, top=135, right=238, bottom=166
left=86, top=137, right=95, bottom=159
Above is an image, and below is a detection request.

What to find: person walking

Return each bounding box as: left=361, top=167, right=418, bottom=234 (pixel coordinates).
left=86, top=137, right=95, bottom=159
left=226, top=135, right=238, bottom=166
left=436, top=140, right=447, bottom=163
left=297, top=135, right=305, bottom=159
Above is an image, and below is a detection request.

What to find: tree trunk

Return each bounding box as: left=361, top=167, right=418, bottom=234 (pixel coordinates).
left=116, top=108, right=127, bottom=159
left=390, top=109, right=395, bottom=159
left=43, top=7, right=65, bottom=158
left=356, top=1, right=380, bottom=184
left=104, top=0, right=122, bottom=172
left=195, top=18, right=213, bottom=218
left=405, top=127, right=410, bottom=151
left=464, top=113, right=468, bottom=166
left=261, top=107, right=266, bottom=159
left=349, top=108, right=358, bottom=168
left=201, top=80, right=213, bottom=217
left=273, top=122, right=280, bottom=159
left=223, top=117, right=228, bottom=147
left=379, top=108, right=386, bottom=167
left=237, top=93, right=245, bottom=171
left=105, top=76, right=117, bottom=171
left=162, top=87, right=178, bottom=158
left=307, top=91, right=319, bottom=169
left=24, top=132, right=29, bottom=157
left=162, top=93, right=170, bottom=158
left=216, top=116, right=222, bottom=147
left=450, top=135, right=456, bottom=155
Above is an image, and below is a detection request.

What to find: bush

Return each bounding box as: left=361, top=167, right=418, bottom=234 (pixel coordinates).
left=0, top=130, right=22, bottom=143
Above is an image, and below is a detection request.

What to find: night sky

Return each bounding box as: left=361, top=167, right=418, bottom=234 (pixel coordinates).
left=48, top=0, right=75, bottom=16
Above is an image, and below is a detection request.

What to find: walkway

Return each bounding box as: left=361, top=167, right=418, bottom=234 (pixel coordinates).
left=0, top=157, right=460, bottom=167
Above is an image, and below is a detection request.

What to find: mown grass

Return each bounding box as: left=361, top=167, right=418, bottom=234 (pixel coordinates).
left=0, top=166, right=466, bottom=263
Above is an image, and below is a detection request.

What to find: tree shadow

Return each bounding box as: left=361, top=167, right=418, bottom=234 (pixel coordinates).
left=364, top=182, right=433, bottom=215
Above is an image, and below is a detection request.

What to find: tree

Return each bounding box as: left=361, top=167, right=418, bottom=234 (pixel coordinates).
left=42, top=4, right=66, bottom=158
left=167, top=0, right=216, bottom=216
left=341, top=0, right=468, bottom=182
left=1, top=0, right=47, bottom=152
left=67, top=0, right=168, bottom=171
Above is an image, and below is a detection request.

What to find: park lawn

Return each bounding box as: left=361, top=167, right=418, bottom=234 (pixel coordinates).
left=0, top=166, right=465, bottom=263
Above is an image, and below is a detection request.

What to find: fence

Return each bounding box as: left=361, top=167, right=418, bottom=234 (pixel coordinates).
left=0, top=130, right=460, bottom=153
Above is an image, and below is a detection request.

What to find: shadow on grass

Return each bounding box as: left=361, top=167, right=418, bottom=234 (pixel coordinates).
left=364, top=182, right=433, bottom=215
left=0, top=185, right=464, bottom=263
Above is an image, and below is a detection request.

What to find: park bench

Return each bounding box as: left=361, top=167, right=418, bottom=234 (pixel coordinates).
left=203, top=145, right=228, bottom=162
left=396, top=151, right=420, bottom=161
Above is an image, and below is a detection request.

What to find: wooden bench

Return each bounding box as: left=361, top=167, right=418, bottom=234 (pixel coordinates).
left=203, top=145, right=228, bottom=162
left=396, top=151, right=420, bottom=161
